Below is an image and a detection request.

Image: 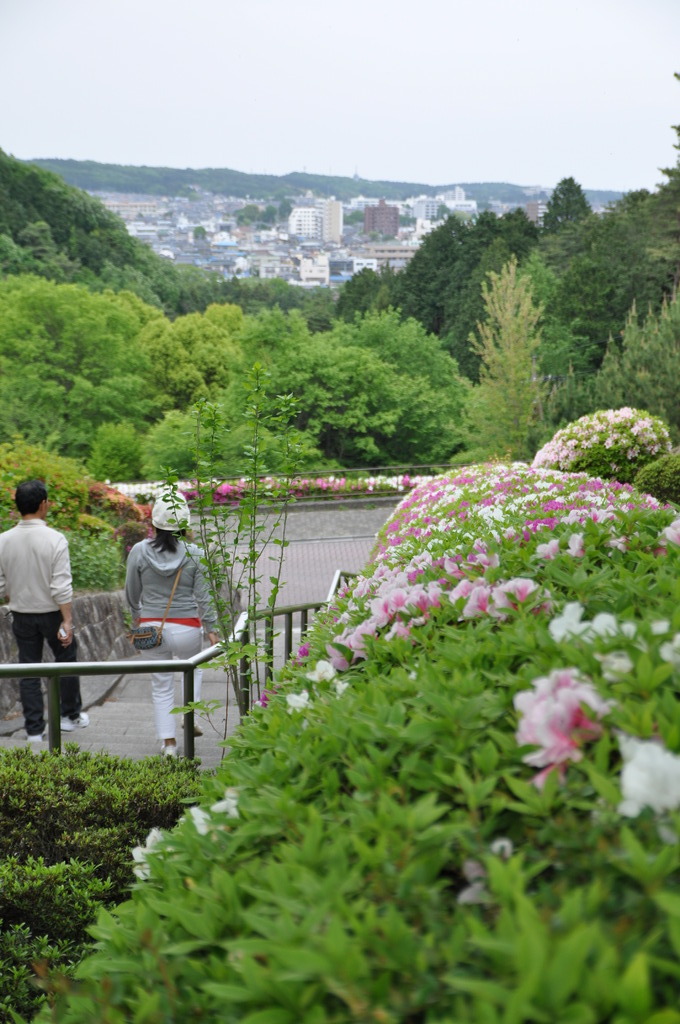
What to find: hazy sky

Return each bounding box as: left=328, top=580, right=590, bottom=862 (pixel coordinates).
left=2, top=0, right=679, bottom=193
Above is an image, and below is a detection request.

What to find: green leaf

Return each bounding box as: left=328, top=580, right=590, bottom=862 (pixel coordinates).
left=616, top=952, right=652, bottom=1018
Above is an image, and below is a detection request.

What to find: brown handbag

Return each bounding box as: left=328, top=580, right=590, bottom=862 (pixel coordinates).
left=126, top=567, right=183, bottom=651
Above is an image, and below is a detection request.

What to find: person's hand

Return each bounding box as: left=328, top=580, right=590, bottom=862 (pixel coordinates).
left=58, top=622, right=73, bottom=647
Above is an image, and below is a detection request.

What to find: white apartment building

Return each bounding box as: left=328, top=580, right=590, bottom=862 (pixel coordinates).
left=411, top=196, right=441, bottom=221
left=288, top=205, right=322, bottom=239
left=299, top=254, right=330, bottom=286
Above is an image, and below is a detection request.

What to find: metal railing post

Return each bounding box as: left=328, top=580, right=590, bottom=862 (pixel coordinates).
left=238, top=620, right=250, bottom=715
left=46, top=677, right=61, bottom=753
left=182, top=665, right=195, bottom=760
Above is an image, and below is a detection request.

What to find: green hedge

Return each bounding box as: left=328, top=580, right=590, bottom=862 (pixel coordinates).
left=0, top=747, right=202, bottom=1021
left=635, top=452, right=680, bottom=506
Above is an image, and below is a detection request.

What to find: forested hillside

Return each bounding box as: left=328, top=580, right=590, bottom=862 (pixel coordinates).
left=0, top=149, right=232, bottom=316
left=1, top=98, right=679, bottom=483
left=22, top=156, right=621, bottom=207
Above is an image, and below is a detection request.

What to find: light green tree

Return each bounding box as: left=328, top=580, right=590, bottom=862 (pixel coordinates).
left=0, top=276, right=162, bottom=460
left=468, top=257, right=547, bottom=459
left=87, top=421, right=143, bottom=481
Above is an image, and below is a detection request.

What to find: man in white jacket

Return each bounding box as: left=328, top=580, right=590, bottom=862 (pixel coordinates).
left=0, top=479, right=89, bottom=742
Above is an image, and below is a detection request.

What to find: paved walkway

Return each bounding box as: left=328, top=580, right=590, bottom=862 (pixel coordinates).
left=0, top=498, right=399, bottom=768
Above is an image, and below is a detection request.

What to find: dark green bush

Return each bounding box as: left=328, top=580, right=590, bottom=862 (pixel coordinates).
left=0, top=923, right=77, bottom=1024
left=0, top=858, right=110, bottom=946
left=0, top=745, right=203, bottom=892
left=0, top=746, right=203, bottom=1021
left=635, top=452, right=680, bottom=505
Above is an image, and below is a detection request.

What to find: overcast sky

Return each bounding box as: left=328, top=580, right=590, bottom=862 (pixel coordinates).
left=2, top=0, right=679, bottom=193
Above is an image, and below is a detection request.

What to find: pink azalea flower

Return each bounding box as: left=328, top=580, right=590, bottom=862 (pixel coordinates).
left=450, top=579, right=477, bottom=603
left=567, top=533, right=585, bottom=557
left=660, top=520, right=680, bottom=547
left=497, top=581, right=540, bottom=602
left=385, top=620, right=413, bottom=640
left=462, top=583, right=493, bottom=618
left=514, top=668, right=614, bottom=788
left=536, top=539, right=560, bottom=560
left=326, top=642, right=350, bottom=672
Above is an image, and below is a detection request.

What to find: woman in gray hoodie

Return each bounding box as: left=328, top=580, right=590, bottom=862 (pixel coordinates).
left=125, top=496, right=219, bottom=756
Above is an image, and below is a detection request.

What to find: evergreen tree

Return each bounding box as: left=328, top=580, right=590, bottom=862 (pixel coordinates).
left=542, top=177, right=592, bottom=233
left=589, top=292, right=680, bottom=441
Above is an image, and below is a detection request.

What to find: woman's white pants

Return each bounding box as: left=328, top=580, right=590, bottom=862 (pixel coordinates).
left=142, top=622, right=204, bottom=740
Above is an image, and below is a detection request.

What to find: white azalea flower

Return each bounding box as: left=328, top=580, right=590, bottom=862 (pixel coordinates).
left=211, top=788, right=239, bottom=818
left=660, top=634, right=680, bottom=668
left=618, top=734, right=680, bottom=817
left=457, top=881, right=488, bottom=905
left=131, top=827, right=165, bottom=880
left=548, top=602, right=591, bottom=642
left=589, top=613, right=620, bottom=638
left=286, top=690, right=311, bottom=712
left=489, top=837, right=514, bottom=859
left=188, top=806, right=211, bottom=835
left=333, top=679, right=350, bottom=697
left=306, top=659, right=336, bottom=683
left=594, top=650, right=634, bottom=681
left=651, top=620, right=671, bottom=636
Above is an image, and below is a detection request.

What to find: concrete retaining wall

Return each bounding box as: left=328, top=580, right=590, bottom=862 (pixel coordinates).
left=0, top=591, right=130, bottom=722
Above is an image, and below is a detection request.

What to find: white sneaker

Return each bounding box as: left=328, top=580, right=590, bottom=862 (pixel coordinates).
left=26, top=733, right=45, bottom=743
left=60, top=712, right=90, bottom=731
left=161, top=743, right=177, bottom=757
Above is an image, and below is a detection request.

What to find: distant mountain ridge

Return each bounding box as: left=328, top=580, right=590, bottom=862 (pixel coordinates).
left=22, top=158, right=623, bottom=208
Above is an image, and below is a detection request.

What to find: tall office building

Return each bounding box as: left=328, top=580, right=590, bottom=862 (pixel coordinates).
left=322, top=199, right=343, bottom=243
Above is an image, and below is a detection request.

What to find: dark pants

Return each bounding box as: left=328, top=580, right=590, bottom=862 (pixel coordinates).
left=11, top=611, right=82, bottom=736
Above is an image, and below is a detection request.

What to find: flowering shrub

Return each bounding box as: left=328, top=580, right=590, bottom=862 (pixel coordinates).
left=111, top=471, right=434, bottom=506
left=533, top=407, right=671, bottom=483
left=39, top=464, right=680, bottom=1023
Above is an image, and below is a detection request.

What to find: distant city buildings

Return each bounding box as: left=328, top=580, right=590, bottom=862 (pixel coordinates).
left=92, top=181, right=554, bottom=288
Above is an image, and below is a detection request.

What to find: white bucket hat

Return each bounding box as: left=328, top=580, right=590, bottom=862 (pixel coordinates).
left=151, top=496, right=190, bottom=532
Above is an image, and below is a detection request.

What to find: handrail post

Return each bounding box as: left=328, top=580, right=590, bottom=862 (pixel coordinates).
left=264, top=615, right=274, bottom=685
left=182, top=665, right=195, bottom=759
left=46, top=677, right=61, bottom=753
left=238, top=621, right=250, bottom=715
left=284, top=611, right=293, bottom=663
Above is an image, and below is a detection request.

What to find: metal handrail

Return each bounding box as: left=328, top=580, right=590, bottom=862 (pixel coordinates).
left=232, top=569, right=356, bottom=710
left=0, top=570, right=356, bottom=755
left=0, top=644, right=222, bottom=758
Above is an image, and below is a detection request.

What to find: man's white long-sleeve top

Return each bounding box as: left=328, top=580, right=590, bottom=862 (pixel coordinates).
left=0, top=520, right=73, bottom=612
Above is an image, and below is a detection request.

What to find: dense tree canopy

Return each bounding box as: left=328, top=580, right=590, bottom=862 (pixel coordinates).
left=394, top=210, right=538, bottom=379
left=3, top=91, right=680, bottom=478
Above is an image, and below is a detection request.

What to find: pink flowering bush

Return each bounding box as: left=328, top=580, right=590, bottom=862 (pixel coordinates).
left=112, top=471, right=432, bottom=506
left=45, top=462, right=680, bottom=1023
left=533, top=407, right=671, bottom=483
